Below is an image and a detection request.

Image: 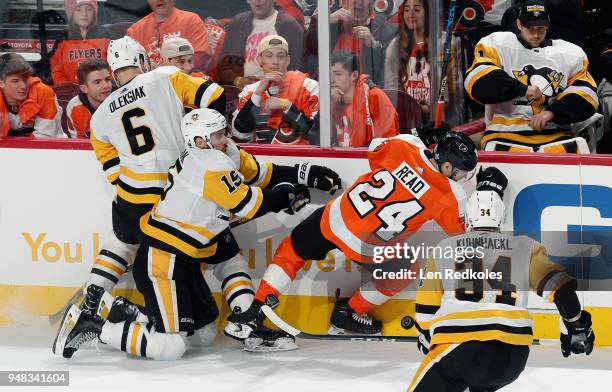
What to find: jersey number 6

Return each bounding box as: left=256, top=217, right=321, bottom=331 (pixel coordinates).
left=347, top=169, right=424, bottom=242
left=122, top=107, right=155, bottom=155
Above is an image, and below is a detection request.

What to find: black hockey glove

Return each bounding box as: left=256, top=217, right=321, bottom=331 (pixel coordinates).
left=476, top=166, right=508, bottom=198
left=560, top=310, right=595, bottom=358
left=296, top=162, right=342, bottom=195
left=411, top=121, right=452, bottom=146
left=273, top=182, right=311, bottom=215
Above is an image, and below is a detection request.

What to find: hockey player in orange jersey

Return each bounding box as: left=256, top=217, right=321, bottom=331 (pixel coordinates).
left=226, top=123, right=479, bottom=351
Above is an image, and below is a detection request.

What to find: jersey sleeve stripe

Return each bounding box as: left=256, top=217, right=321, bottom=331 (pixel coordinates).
left=195, top=81, right=223, bottom=108
left=231, top=187, right=263, bottom=220
left=415, top=303, right=441, bottom=315
left=103, top=157, right=120, bottom=171
left=556, top=86, right=599, bottom=109
left=229, top=187, right=253, bottom=214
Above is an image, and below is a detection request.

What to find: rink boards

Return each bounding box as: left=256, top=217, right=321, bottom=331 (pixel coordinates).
left=0, top=139, right=611, bottom=345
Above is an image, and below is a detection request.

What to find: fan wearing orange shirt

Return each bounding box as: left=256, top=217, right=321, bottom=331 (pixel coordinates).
left=127, top=0, right=212, bottom=71
left=328, top=50, right=399, bottom=147
left=225, top=126, right=478, bottom=352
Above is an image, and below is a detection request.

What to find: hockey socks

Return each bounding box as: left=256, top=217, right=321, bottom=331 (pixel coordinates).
left=88, top=233, right=138, bottom=292
left=255, top=236, right=306, bottom=303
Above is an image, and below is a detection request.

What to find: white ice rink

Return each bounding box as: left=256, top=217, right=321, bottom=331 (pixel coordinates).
left=0, top=326, right=610, bottom=391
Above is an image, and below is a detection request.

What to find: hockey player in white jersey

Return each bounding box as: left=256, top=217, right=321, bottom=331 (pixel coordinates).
left=53, top=108, right=342, bottom=359
left=61, top=36, right=227, bottom=325
left=408, top=167, right=595, bottom=391
left=465, top=0, right=598, bottom=153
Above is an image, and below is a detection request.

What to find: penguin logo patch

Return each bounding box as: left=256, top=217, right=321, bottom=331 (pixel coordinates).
left=512, top=65, right=565, bottom=113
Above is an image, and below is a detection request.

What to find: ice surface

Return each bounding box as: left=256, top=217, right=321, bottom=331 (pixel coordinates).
left=0, top=326, right=610, bottom=391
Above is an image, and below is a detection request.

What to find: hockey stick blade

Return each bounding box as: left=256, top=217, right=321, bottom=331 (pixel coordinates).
left=261, top=305, right=419, bottom=343
left=47, top=287, right=84, bottom=325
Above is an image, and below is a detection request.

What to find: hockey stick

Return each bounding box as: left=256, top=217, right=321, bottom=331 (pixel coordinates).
left=261, top=305, right=420, bottom=343
left=47, top=286, right=84, bottom=325
left=434, top=0, right=458, bottom=128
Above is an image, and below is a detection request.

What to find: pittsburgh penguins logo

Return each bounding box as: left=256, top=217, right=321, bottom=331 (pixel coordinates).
left=512, top=65, right=565, bottom=114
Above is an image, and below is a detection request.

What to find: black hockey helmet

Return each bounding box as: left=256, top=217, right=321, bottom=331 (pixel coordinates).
left=434, top=131, right=478, bottom=181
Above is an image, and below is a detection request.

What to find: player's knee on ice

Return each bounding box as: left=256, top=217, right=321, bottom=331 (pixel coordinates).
left=147, top=332, right=187, bottom=361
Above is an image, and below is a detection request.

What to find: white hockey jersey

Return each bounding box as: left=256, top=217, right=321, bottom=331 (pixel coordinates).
left=465, top=31, right=598, bottom=133
left=90, top=66, right=224, bottom=204
left=416, top=230, right=574, bottom=347
left=140, top=143, right=272, bottom=258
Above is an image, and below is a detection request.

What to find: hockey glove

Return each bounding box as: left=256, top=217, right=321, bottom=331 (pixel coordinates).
left=411, top=121, right=452, bottom=146
left=476, top=166, right=508, bottom=198
left=296, top=162, right=342, bottom=195
left=560, top=310, right=595, bottom=357
left=273, top=182, right=311, bottom=215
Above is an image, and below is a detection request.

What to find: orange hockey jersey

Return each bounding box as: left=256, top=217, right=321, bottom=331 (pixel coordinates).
left=320, top=134, right=467, bottom=262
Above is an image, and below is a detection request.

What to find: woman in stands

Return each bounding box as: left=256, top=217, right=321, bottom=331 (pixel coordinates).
left=50, top=0, right=112, bottom=85
left=384, top=0, right=431, bottom=117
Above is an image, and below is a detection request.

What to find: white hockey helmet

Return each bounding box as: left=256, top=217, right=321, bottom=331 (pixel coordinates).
left=107, top=36, right=150, bottom=73
left=181, top=108, right=229, bottom=149
left=465, top=190, right=506, bottom=230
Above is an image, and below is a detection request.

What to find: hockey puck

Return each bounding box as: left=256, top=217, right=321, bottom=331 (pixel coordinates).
left=400, top=316, right=415, bottom=330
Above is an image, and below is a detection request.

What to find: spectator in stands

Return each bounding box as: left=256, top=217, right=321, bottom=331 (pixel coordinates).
left=0, top=54, right=63, bottom=138
left=159, top=37, right=211, bottom=79
left=329, top=50, right=398, bottom=147
left=232, top=35, right=319, bottom=145
left=127, top=0, right=212, bottom=71
left=304, top=0, right=397, bottom=86
left=50, top=0, right=111, bottom=85
left=384, top=0, right=431, bottom=116
left=217, top=0, right=304, bottom=88
left=66, top=59, right=112, bottom=138
left=465, top=0, right=598, bottom=153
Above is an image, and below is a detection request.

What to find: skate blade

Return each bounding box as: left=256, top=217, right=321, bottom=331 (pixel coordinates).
left=243, top=337, right=298, bottom=353
left=327, top=325, right=382, bottom=336
left=52, top=304, right=80, bottom=357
